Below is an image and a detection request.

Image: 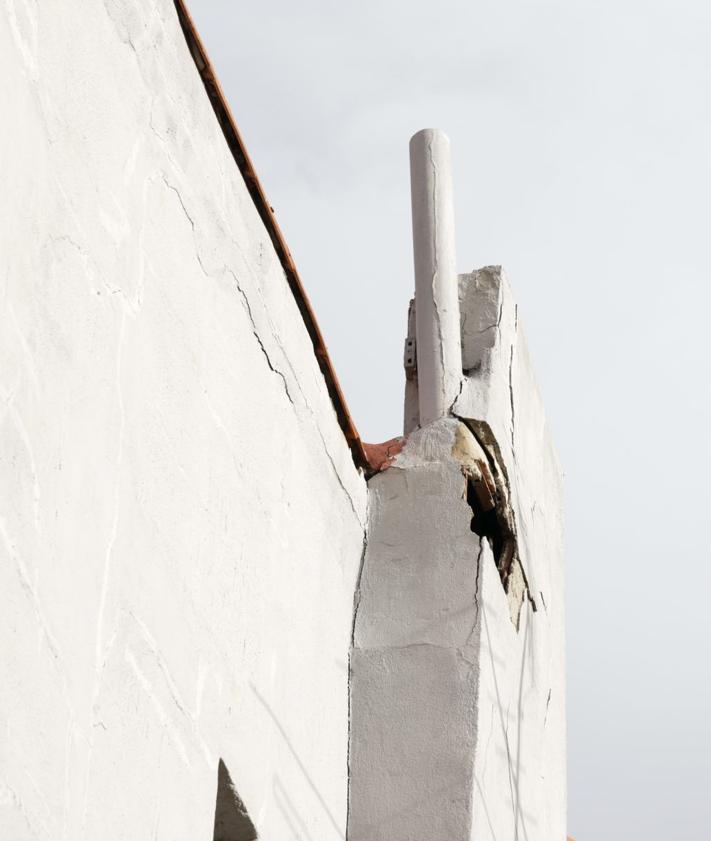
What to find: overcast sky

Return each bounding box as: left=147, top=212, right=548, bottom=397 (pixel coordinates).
left=190, top=1, right=711, bottom=838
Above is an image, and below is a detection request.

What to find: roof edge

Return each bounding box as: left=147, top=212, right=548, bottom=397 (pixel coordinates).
left=173, top=0, right=369, bottom=472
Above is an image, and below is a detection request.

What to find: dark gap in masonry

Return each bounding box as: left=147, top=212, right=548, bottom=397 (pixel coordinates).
left=466, top=477, right=515, bottom=593
left=213, top=758, right=258, bottom=841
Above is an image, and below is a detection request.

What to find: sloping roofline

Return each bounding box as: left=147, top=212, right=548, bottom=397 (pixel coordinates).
left=173, top=0, right=370, bottom=471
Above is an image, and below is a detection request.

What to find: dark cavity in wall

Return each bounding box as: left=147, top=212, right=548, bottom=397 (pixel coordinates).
left=460, top=419, right=535, bottom=629
left=214, top=759, right=258, bottom=841
left=466, top=475, right=515, bottom=589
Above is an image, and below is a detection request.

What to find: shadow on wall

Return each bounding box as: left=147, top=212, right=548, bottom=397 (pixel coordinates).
left=214, top=685, right=342, bottom=841
left=213, top=759, right=258, bottom=841
left=250, top=682, right=344, bottom=837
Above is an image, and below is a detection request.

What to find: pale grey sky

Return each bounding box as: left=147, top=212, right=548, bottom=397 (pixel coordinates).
left=189, top=1, right=711, bottom=838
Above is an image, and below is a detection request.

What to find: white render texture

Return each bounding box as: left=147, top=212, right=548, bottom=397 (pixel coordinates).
left=349, top=267, right=565, bottom=841
left=457, top=268, right=566, bottom=840
left=0, top=2, right=366, bottom=839
left=0, top=0, right=565, bottom=837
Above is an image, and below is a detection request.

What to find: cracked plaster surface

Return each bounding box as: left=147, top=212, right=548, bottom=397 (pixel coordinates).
left=349, top=268, right=565, bottom=841
left=0, top=2, right=366, bottom=839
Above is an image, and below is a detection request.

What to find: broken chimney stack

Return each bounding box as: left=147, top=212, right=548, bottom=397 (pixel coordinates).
left=347, top=131, right=566, bottom=841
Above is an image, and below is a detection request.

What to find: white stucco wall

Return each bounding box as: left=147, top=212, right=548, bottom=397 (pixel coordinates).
left=0, top=2, right=367, bottom=839
left=349, top=268, right=565, bottom=841
left=455, top=268, right=566, bottom=841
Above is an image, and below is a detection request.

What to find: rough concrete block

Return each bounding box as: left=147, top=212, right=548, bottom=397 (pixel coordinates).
left=350, top=268, right=565, bottom=841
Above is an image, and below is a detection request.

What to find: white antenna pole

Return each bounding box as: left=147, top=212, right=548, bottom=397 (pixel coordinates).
left=409, top=128, right=462, bottom=426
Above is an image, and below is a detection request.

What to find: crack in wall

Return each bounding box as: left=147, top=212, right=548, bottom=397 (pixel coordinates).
left=158, top=179, right=364, bottom=522
left=160, top=175, right=212, bottom=277
left=226, top=271, right=295, bottom=406
left=457, top=535, right=485, bottom=675
left=346, top=516, right=369, bottom=839
left=508, top=305, right=518, bottom=456
left=459, top=418, right=535, bottom=631
left=230, top=268, right=364, bottom=523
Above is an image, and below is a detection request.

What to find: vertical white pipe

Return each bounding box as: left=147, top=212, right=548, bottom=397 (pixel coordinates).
left=409, top=128, right=462, bottom=426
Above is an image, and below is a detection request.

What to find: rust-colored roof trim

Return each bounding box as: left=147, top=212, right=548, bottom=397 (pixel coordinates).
left=173, top=0, right=369, bottom=471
